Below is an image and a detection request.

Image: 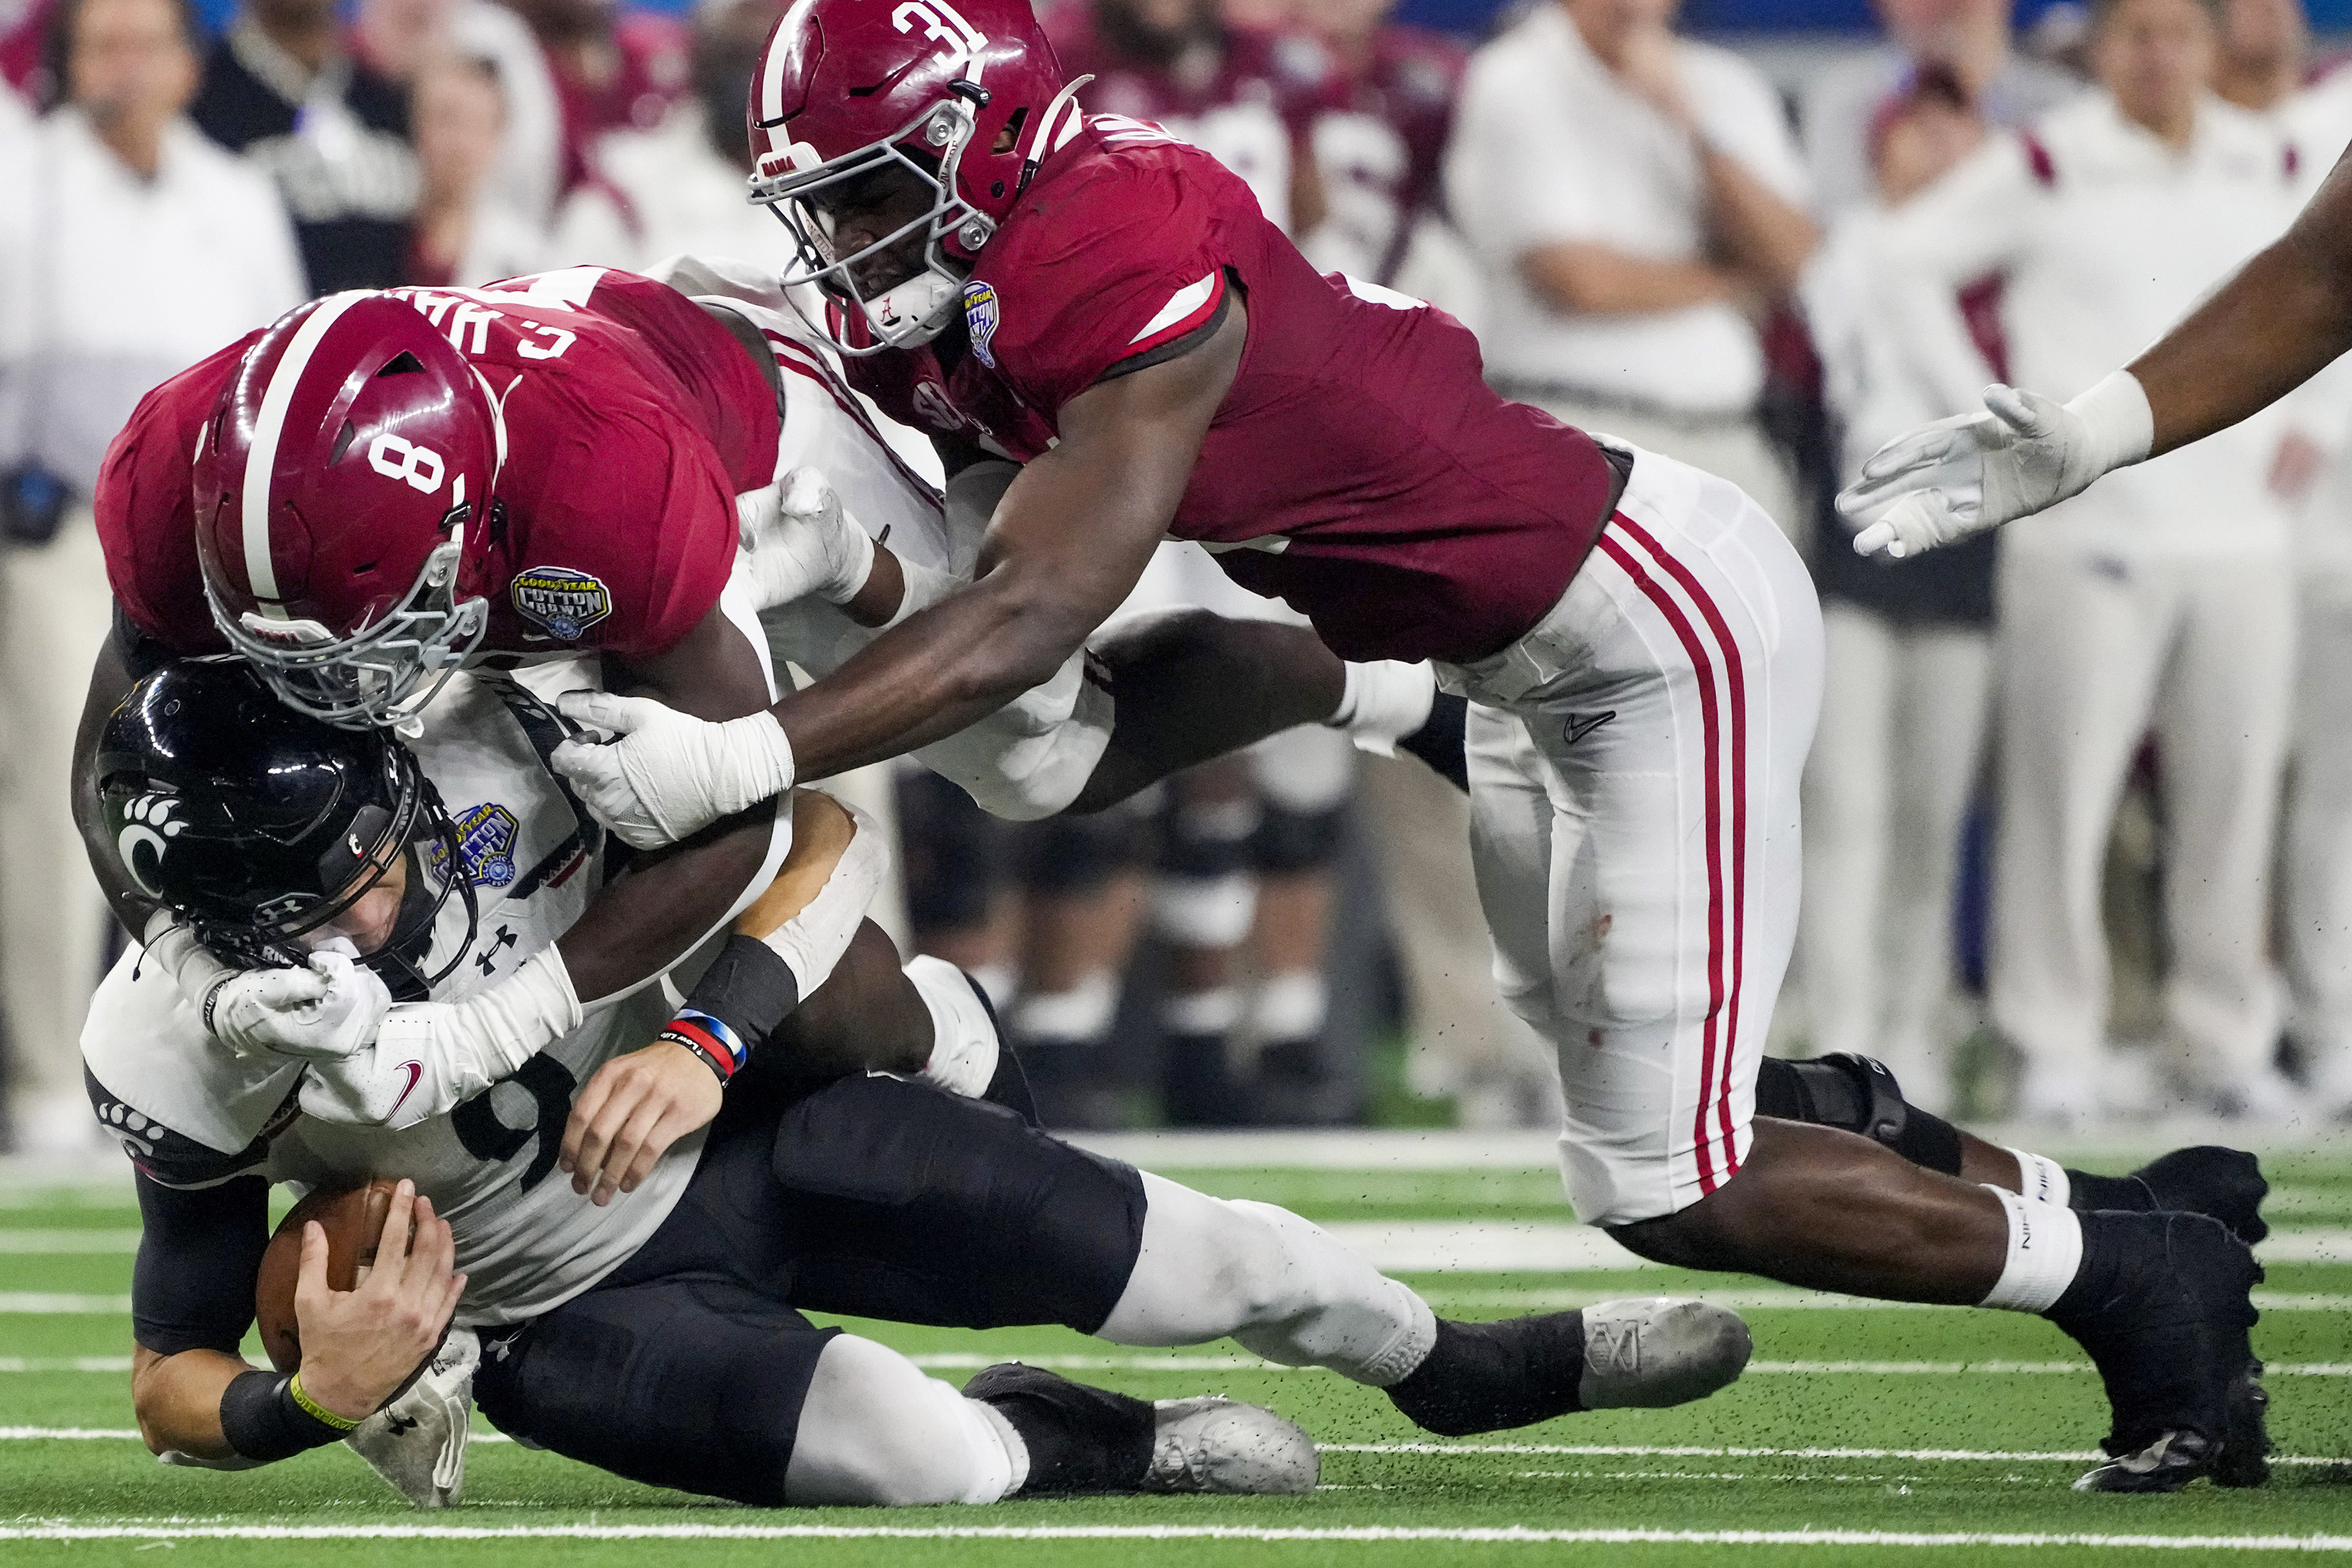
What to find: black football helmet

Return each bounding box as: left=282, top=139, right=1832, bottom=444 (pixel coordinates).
left=95, top=659, right=477, bottom=998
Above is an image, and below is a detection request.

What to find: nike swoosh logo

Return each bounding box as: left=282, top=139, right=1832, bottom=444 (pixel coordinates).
left=388, top=1060, right=425, bottom=1119
left=1565, top=711, right=1616, bottom=746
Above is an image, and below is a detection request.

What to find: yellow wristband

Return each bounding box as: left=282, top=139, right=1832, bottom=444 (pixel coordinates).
left=288, top=1371, right=362, bottom=1431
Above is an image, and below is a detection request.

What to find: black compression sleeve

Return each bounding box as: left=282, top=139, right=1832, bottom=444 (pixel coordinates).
left=218, top=1369, right=353, bottom=1461
left=131, top=1170, right=269, bottom=1356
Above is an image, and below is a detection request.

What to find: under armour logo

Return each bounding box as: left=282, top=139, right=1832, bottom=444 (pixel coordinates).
left=384, top=1414, right=420, bottom=1435
left=1564, top=711, right=1616, bottom=746
left=474, top=924, right=519, bottom=977
left=1586, top=1318, right=1642, bottom=1376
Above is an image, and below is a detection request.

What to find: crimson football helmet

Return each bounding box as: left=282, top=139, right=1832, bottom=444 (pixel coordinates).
left=745, top=0, right=1090, bottom=354
left=194, top=292, right=504, bottom=729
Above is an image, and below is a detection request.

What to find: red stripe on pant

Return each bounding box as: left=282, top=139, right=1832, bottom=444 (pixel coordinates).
left=1596, top=526, right=1731, bottom=1193
left=1613, top=513, right=1751, bottom=1181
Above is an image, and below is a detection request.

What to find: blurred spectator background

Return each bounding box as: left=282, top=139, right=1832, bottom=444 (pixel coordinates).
left=9, top=0, right=2352, bottom=1147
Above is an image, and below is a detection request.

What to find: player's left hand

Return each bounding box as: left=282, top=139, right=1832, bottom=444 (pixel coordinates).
left=739, top=466, right=877, bottom=610
left=550, top=692, right=798, bottom=850
left=208, top=946, right=392, bottom=1063
left=559, top=1041, right=723, bottom=1206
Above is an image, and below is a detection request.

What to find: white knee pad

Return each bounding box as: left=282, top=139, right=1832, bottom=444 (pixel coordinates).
left=786, top=1336, right=1020, bottom=1507
left=914, top=652, right=1116, bottom=822
left=906, top=954, right=1000, bottom=1099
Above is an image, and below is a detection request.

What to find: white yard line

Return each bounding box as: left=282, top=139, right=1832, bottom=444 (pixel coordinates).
left=1, top=1523, right=2349, bottom=1550
left=0, top=1293, right=131, bottom=1313
left=0, top=1230, right=143, bottom=1252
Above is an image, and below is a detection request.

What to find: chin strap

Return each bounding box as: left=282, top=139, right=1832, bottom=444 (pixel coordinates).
left=1016, top=75, right=1093, bottom=197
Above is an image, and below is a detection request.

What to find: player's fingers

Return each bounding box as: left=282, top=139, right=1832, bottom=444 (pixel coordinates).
left=418, top=1209, right=458, bottom=1295
left=251, top=967, right=332, bottom=1011
left=592, top=1097, right=671, bottom=1206
left=1982, top=383, right=2045, bottom=433
left=294, top=1219, right=331, bottom=1310
left=559, top=1063, right=621, bottom=1175
left=781, top=466, right=831, bottom=516
left=1851, top=520, right=1898, bottom=557
left=567, top=1079, right=639, bottom=1195
left=436, top=1271, right=468, bottom=1327
left=616, top=1105, right=689, bottom=1196
left=555, top=690, right=648, bottom=737
left=372, top=1180, right=418, bottom=1291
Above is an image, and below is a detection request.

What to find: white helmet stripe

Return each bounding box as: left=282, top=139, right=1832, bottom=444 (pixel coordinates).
left=759, top=18, right=796, bottom=124
left=242, top=291, right=374, bottom=614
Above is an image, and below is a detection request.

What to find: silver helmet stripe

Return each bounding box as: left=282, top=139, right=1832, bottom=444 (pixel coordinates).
left=242, top=291, right=374, bottom=615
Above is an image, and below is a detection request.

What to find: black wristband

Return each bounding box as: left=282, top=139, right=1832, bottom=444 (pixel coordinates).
left=680, top=935, right=802, bottom=1059
left=218, top=1369, right=354, bottom=1462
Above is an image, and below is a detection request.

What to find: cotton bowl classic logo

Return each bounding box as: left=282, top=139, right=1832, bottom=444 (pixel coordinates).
left=509, top=566, right=612, bottom=641
left=452, top=802, right=520, bottom=888
left=962, top=280, right=1001, bottom=368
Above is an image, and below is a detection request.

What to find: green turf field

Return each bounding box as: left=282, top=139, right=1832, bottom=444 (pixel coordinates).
left=4, top=1136, right=2349, bottom=1565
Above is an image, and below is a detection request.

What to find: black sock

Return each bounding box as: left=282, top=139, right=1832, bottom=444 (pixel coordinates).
left=1399, top=691, right=1469, bottom=793
left=2045, top=1209, right=2136, bottom=1325
left=2065, top=1170, right=2154, bottom=1212
left=1386, top=1314, right=1588, bottom=1437
left=966, top=1365, right=1155, bottom=1495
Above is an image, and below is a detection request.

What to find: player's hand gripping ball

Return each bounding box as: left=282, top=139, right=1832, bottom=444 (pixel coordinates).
left=253, top=1179, right=464, bottom=1417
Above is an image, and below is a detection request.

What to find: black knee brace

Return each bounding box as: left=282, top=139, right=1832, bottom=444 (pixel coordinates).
left=1752, top=1053, right=1963, bottom=1176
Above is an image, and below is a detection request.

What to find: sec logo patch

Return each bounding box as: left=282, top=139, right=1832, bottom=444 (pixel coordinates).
left=452, top=802, right=521, bottom=888
left=962, top=280, right=1000, bottom=369
left=510, top=566, right=612, bottom=641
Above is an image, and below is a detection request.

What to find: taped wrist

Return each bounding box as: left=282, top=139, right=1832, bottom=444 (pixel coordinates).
left=663, top=935, right=802, bottom=1082
left=2064, top=369, right=2154, bottom=473
left=219, top=1369, right=355, bottom=1461
left=881, top=556, right=961, bottom=629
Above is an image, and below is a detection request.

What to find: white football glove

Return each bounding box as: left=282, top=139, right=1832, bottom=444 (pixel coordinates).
left=738, top=467, right=878, bottom=611
left=298, top=948, right=581, bottom=1130
left=548, top=691, right=797, bottom=850
left=144, top=914, right=391, bottom=1063
left=347, top=1325, right=479, bottom=1509
left=1836, top=371, right=2154, bottom=558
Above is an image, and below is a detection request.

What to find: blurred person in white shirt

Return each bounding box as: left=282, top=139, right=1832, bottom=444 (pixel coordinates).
left=1869, top=0, right=2305, bottom=1124
left=1797, top=67, right=2002, bottom=1114
left=0, top=0, right=303, bottom=1152
left=353, top=0, right=562, bottom=230
left=547, top=0, right=791, bottom=274
left=1800, top=0, right=2080, bottom=218
left=401, top=51, right=541, bottom=283
left=1444, top=0, right=1817, bottom=537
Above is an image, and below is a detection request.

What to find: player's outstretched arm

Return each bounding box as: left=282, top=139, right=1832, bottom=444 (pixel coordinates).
left=551, top=301, right=1251, bottom=847
left=1838, top=142, right=2352, bottom=556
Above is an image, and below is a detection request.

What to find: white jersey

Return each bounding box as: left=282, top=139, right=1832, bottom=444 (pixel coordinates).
left=82, top=663, right=695, bottom=1327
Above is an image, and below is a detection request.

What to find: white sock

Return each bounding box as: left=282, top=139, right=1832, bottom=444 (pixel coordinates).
left=1223, top=1198, right=1439, bottom=1385
left=1978, top=1185, right=2084, bottom=1314
left=1327, top=660, right=1435, bottom=757
left=1151, top=873, right=1257, bottom=947
left=1162, top=988, right=1242, bottom=1036
left=908, top=955, right=1000, bottom=1099
left=963, top=1397, right=1029, bottom=1501
left=1011, top=970, right=1119, bottom=1044
left=1251, top=970, right=1328, bottom=1042
left=2008, top=1148, right=2071, bottom=1207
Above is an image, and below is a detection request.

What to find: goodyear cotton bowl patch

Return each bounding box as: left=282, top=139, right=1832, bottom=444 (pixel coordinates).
left=962, top=280, right=1000, bottom=369
left=510, top=566, right=612, bottom=641
left=453, top=802, right=520, bottom=888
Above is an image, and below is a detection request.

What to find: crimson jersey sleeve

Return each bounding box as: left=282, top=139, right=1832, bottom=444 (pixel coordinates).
left=92, top=335, right=254, bottom=655
left=972, top=141, right=1239, bottom=418
left=483, top=393, right=740, bottom=663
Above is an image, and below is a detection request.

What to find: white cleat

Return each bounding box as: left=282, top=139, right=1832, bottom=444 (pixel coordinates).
left=1144, top=1396, right=1320, bottom=1495
left=347, top=1326, right=479, bottom=1508
left=1577, top=1298, right=1753, bottom=1410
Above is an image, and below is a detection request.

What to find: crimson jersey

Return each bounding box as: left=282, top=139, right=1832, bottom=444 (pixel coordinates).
left=96, top=266, right=776, bottom=664
left=844, top=117, right=1613, bottom=665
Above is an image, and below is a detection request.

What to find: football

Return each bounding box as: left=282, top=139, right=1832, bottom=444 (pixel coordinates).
left=252, top=1178, right=408, bottom=1373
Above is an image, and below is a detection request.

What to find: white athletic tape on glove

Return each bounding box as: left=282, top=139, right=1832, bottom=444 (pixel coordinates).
left=146, top=914, right=393, bottom=1063
left=548, top=691, right=797, bottom=850
left=1836, top=370, right=2154, bottom=558
left=297, top=947, right=581, bottom=1130
left=738, top=466, right=878, bottom=610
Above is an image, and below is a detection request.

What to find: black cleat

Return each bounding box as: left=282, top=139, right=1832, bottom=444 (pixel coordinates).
left=2130, top=1147, right=2269, bottom=1246
left=1386, top=1299, right=1750, bottom=1437
left=2053, top=1211, right=2266, bottom=1494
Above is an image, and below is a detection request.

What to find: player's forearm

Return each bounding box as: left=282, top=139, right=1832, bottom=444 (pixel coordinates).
left=2127, top=214, right=2352, bottom=457
left=1521, top=243, right=1740, bottom=317
left=558, top=796, right=787, bottom=1005
left=771, top=569, right=1098, bottom=781
left=130, top=1345, right=249, bottom=1460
